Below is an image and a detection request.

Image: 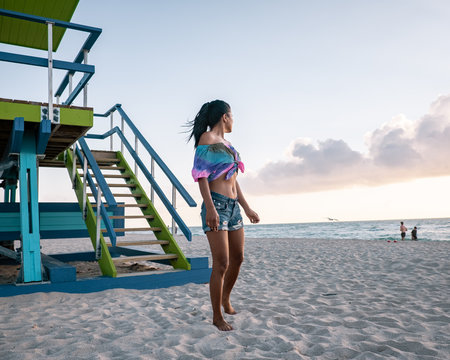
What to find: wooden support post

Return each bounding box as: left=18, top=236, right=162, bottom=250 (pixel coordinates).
left=18, top=130, right=42, bottom=283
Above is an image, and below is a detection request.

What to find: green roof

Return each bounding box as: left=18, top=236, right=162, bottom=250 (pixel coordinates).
left=0, top=0, right=79, bottom=51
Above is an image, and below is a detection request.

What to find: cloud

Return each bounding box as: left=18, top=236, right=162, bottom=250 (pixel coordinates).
left=242, top=94, right=450, bottom=194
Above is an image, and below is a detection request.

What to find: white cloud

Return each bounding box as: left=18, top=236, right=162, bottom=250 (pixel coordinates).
left=241, top=95, right=450, bottom=194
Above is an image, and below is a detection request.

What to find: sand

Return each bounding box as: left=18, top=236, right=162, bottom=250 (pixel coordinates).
left=0, top=236, right=449, bottom=359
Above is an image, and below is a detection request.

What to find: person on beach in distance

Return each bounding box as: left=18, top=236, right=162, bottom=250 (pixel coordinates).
left=400, top=221, right=407, bottom=241
left=188, top=100, right=260, bottom=331
left=411, top=226, right=418, bottom=240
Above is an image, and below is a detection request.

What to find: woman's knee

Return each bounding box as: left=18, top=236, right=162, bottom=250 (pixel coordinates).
left=230, top=252, right=244, bottom=265
left=213, top=257, right=229, bottom=274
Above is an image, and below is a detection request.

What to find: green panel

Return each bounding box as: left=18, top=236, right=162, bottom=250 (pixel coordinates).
left=0, top=0, right=80, bottom=51
left=0, top=100, right=40, bottom=122
left=116, top=152, right=191, bottom=271
left=0, top=100, right=93, bottom=127
left=59, top=107, right=93, bottom=127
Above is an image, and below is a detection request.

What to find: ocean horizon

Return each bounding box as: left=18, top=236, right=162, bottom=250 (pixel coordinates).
left=188, top=217, right=450, bottom=241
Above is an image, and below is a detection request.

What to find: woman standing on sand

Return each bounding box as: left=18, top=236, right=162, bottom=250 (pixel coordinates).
left=187, top=100, right=260, bottom=331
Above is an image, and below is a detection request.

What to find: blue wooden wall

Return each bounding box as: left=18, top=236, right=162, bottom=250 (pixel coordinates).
left=0, top=202, right=124, bottom=241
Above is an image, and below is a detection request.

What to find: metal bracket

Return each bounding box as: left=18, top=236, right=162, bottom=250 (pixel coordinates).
left=41, top=106, right=60, bottom=124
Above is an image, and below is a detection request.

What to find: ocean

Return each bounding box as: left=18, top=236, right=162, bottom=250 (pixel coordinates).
left=189, top=217, right=450, bottom=241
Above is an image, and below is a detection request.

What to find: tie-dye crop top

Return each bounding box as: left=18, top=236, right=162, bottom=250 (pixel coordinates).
left=192, top=142, right=245, bottom=182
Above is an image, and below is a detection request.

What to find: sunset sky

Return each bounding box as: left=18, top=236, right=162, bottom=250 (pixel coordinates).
left=1, top=1, right=449, bottom=226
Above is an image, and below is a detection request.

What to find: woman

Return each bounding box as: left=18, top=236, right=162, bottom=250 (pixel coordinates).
left=188, top=100, right=260, bottom=331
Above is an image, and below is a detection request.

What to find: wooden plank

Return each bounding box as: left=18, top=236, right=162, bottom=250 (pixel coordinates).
left=105, top=184, right=136, bottom=188
left=87, top=193, right=141, bottom=198
left=0, top=244, right=19, bottom=260
left=112, top=193, right=141, bottom=197
left=90, top=150, right=117, bottom=159
left=101, top=227, right=161, bottom=233
left=108, top=240, right=170, bottom=247
left=87, top=174, right=131, bottom=179
left=94, top=158, right=120, bottom=163
left=112, top=254, right=178, bottom=263
left=109, top=215, right=154, bottom=219
left=39, top=160, right=66, bottom=167
left=41, top=254, right=76, bottom=283
left=98, top=165, right=125, bottom=170
left=92, top=203, right=147, bottom=208
left=117, top=204, right=147, bottom=208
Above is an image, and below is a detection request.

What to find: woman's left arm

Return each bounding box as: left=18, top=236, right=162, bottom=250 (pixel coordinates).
left=236, top=181, right=260, bottom=224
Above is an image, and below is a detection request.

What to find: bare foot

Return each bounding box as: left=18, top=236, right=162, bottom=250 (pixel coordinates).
left=213, top=318, right=233, bottom=331
left=222, top=300, right=237, bottom=315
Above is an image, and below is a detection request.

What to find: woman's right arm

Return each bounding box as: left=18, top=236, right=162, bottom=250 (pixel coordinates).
left=198, top=178, right=220, bottom=231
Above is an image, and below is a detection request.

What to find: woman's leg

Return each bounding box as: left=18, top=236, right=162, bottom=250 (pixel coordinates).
left=206, top=230, right=233, bottom=331
left=222, top=228, right=245, bottom=315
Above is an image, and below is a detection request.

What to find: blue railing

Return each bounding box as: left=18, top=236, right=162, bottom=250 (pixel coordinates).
left=70, top=143, right=117, bottom=248
left=0, top=8, right=101, bottom=107
left=77, top=138, right=117, bottom=208
left=90, top=105, right=197, bottom=241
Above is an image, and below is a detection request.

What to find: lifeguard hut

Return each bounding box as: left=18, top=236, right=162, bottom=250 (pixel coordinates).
left=0, top=1, right=209, bottom=294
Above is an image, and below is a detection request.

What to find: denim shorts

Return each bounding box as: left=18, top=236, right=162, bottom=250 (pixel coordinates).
left=201, top=192, right=244, bottom=233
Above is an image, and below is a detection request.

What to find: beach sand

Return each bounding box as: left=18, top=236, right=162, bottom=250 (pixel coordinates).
left=0, top=236, right=449, bottom=359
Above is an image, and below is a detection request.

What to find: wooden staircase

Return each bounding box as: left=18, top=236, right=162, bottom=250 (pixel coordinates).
left=88, top=150, right=190, bottom=271
left=61, top=148, right=191, bottom=277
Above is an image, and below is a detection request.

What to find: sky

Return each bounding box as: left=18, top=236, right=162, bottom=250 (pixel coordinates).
left=1, top=0, right=450, bottom=227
